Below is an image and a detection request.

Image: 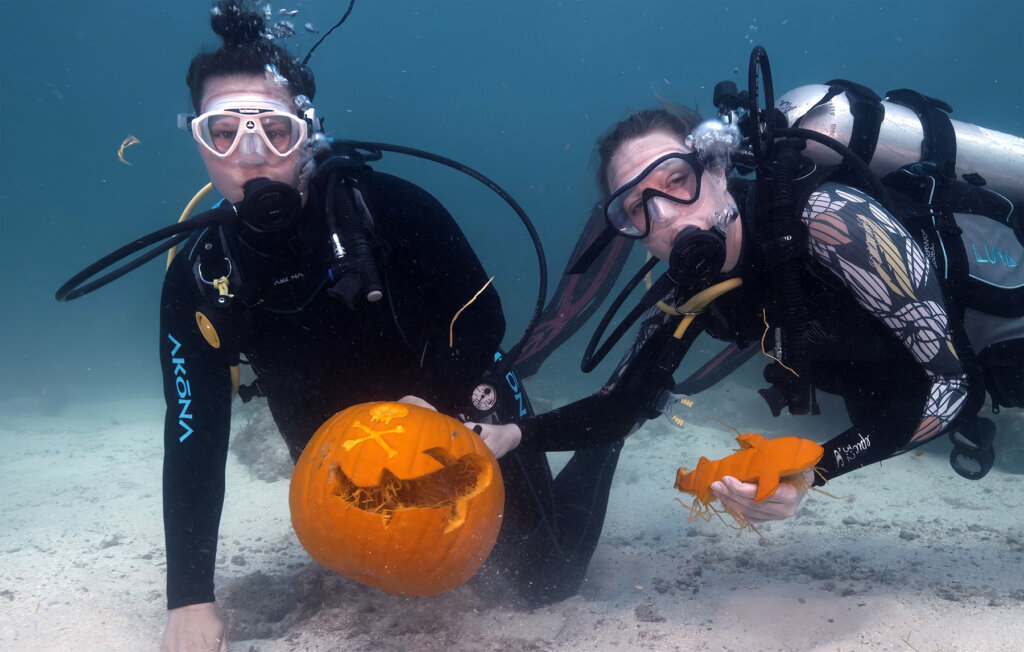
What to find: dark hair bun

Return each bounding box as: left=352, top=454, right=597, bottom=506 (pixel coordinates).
left=211, top=0, right=266, bottom=47
left=186, top=0, right=316, bottom=112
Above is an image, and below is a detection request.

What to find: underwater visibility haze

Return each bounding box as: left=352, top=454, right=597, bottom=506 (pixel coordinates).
left=1, top=1, right=1023, bottom=649
left=2, top=0, right=1021, bottom=407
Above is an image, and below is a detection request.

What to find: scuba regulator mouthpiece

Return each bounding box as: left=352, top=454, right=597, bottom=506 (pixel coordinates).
left=236, top=178, right=303, bottom=234
left=668, top=226, right=727, bottom=290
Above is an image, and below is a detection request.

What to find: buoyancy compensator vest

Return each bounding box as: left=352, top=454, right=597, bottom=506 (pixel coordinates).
left=748, top=76, right=1023, bottom=479
left=773, top=80, right=1024, bottom=413
left=704, top=44, right=1024, bottom=478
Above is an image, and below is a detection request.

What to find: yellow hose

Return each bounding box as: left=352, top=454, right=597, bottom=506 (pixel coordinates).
left=670, top=277, right=743, bottom=340
left=166, top=183, right=215, bottom=268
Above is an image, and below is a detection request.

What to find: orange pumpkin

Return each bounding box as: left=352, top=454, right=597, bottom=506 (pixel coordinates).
left=289, top=401, right=505, bottom=595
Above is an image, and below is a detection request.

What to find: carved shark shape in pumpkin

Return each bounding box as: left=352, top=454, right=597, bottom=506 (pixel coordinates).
left=328, top=446, right=492, bottom=534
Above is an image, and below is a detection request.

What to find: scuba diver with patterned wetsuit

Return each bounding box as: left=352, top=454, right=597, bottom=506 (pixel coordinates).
left=492, top=105, right=972, bottom=526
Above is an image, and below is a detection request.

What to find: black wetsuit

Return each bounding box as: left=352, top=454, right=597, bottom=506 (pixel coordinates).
left=159, top=166, right=630, bottom=610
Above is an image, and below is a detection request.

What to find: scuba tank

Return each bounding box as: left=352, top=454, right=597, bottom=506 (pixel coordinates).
left=777, top=83, right=1024, bottom=203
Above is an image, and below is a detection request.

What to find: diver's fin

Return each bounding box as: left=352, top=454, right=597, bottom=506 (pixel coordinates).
left=516, top=203, right=634, bottom=378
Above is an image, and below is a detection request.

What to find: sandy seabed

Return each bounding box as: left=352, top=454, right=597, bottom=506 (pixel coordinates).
left=1, top=386, right=1022, bottom=652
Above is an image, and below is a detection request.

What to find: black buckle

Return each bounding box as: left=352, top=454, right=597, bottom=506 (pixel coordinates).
left=949, top=416, right=996, bottom=480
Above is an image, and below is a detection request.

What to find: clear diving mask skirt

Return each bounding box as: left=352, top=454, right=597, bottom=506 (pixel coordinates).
left=190, top=106, right=309, bottom=158
left=570, top=119, right=742, bottom=275
left=604, top=120, right=741, bottom=239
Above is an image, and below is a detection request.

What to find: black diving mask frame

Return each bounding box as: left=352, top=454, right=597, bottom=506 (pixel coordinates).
left=605, top=152, right=706, bottom=238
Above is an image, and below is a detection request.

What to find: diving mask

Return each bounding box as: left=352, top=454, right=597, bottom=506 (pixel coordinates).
left=187, top=96, right=310, bottom=159
left=605, top=152, right=705, bottom=238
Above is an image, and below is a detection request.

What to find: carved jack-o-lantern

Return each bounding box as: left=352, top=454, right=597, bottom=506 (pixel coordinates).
left=289, top=401, right=505, bottom=595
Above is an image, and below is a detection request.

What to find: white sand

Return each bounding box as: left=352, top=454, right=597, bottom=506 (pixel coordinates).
left=2, top=388, right=1022, bottom=651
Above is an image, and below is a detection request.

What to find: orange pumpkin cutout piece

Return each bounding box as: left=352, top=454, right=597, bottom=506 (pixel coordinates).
left=674, top=432, right=823, bottom=529
left=290, top=402, right=504, bottom=596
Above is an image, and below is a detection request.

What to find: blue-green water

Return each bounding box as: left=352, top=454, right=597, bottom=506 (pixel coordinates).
left=1, top=0, right=1022, bottom=406
left=2, top=2, right=1024, bottom=649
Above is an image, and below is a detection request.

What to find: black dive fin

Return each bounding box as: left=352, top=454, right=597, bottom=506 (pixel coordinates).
left=516, top=203, right=634, bottom=378
left=673, top=342, right=758, bottom=395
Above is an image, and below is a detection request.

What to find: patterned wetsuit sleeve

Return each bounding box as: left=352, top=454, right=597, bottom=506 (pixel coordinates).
left=159, top=253, right=235, bottom=609
left=802, top=182, right=968, bottom=479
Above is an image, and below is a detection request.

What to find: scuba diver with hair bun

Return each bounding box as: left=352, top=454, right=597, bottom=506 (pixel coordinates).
left=41, top=0, right=641, bottom=648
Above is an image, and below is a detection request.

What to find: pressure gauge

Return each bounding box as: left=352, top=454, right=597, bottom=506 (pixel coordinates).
left=471, top=383, right=497, bottom=412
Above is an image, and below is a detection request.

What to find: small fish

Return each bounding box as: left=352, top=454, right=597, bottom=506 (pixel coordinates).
left=304, top=22, right=318, bottom=33
left=117, top=135, right=140, bottom=165
left=279, top=8, right=299, bottom=17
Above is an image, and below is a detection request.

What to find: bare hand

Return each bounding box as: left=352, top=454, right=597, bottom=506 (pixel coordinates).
left=397, top=395, right=437, bottom=411
left=464, top=421, right=522, bottom=459
left=162, top=602, right=227, bottom=652
left=710, top=469, right=813, bottom=524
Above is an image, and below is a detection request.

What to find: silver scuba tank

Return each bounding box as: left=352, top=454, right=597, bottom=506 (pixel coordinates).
left=777, top=84, right=1024, bottom=203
